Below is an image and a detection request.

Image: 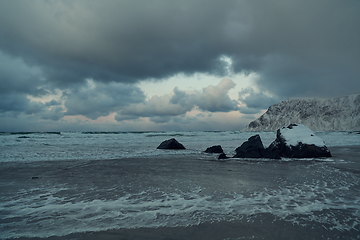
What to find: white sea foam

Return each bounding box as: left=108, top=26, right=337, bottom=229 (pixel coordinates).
left=1, top=181, right=359, bottom=239
left=1, top=131, right=359, bottom=239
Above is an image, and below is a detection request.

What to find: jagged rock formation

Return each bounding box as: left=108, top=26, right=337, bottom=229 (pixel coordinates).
left=234, top=124, right=331, bottom=159
left=244, top=93, right=360, bottom=131
left=233, top=134, right=279, bottom=159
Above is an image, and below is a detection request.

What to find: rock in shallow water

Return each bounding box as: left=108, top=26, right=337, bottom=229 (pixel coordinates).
left=218, top=153, right=229, bottom=159
left=233, top=124, right=331, bottom=159
left=205, top=145, right=224, bottom=153
left=267, top=123, right=332, bottom=158
left=234, top=135, right=266, bottom=158
left=157, top=138, right=186, bottom=149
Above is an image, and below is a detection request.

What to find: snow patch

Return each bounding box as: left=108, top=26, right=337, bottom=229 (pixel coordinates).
left=280, top=124, right=326, bottom=147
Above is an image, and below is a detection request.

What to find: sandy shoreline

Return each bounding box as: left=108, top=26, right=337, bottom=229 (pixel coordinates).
left=14, top=213, right=359, bottom=240
left=3, top=146, right=360, bottom=240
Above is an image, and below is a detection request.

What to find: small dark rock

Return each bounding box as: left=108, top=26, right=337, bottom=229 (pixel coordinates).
left=205, top=145, right=224, bottom=153
left=218, top=153, right=229, bottom=159
left=234, top=134, right=268, bottom=158
left=157, top=138, right=186, bottom=149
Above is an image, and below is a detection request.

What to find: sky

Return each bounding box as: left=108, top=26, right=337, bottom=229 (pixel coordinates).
left=0, top=0, right=360, bottom=132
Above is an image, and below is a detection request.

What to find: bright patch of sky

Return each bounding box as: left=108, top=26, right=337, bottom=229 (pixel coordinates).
left=137, top=56, right=258, bottom=101
left=138, top=72, right=257, bottom=100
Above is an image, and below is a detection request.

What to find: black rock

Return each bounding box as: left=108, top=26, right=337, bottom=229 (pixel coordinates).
left=157, top=138, right=186, bottom=149
left=233, top=134, right=281, bottom=159
left=233, top=135, right=265, bottom=158
left=218, top=153, right=229, bottom=159
left=205, top=145, right=224, bottom=153
left=267, top=123, right=332, bottom=158
left=262, top=148, right=282, bottom=159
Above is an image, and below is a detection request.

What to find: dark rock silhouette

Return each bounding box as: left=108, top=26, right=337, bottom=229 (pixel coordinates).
left=205, top=145, right=224, bottom=153
left=157, top=138, right=186, bottom=149
left=218, top=153, right=229, bottom=159
left=233, top=134, right=280, bottom=159
left=234, top=134, right=264, bottom=158
left=267, top=123, right=332, bottom=158
left=233, top=124, right=331, bottom=159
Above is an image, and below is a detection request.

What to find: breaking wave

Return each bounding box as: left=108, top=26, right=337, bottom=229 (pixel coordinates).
left=1, top=179, right=359, bottom=239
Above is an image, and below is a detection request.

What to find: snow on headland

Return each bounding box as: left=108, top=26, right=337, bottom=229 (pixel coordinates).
left=244, top=93, right=360, bottom=131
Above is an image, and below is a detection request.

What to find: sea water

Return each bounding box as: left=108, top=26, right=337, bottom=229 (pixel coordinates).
left=0, top=131, right=359, bottom=239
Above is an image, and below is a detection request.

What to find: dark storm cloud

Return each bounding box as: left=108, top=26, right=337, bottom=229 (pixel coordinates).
left=0, top=52, right=46, bottom=96
left=1, top=0, right=360, bottom=130
left=0, top=92, right=65, bottom=121
left=64, top=80, right=145, bottom=119
left=0, top=0, right=241, bottom=87
left=238, top=87, right=280, bottom=113
left=0, top=93, right=30, bottom=113
left=1, top=0, right=359, bottom=94
left=45, top=100, right=62, bottom=107
left=230, top=0, right=360, bottom=98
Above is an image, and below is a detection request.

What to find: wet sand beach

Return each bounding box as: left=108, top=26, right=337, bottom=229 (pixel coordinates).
left=1, top=145, right=360, bottom=240
left=14, top=213, right=359, bottom=240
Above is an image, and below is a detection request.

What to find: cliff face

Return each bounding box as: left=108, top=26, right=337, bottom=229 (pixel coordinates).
left=244, top=93, right=360, bottom=131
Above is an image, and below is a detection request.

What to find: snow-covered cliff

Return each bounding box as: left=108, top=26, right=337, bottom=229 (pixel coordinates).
left=244, top=93, right=360, bottom=131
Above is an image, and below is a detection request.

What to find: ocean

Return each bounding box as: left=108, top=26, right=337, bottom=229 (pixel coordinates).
left=0, top=131, right=360, bottom=240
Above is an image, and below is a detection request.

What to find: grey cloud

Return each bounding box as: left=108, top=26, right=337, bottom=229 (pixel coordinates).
left=241, top=114, right=259, bottom=121
left=115, top=94, right=191, bottom=122
left=45, top=100, right=62, bottom=107
left=238, top=106, right=261, bottom=115
left=0, top=93, right=47, bottom=116
left=1, top=0, right=360, bottom=131
left=231, top=0, right=360, bottom=98
left=0, top=51, right=46, bottom=96
left=64, top=80, right=145, bottom=119
left=195, top=78, right=238, bottom=112
left=1, top=0, right=359, bottom=98
left=0, top=1, right=239, bottom=88
left=170, top=88, right=190, bottom=107
left=116, top=79, right=239, bottom=123
left=0, top=92, right=64, bottom=121
left=41, top=106, right=65, bottom=121
left=0, top=51, right=64, bottom=120
left=0, top=93, right=30, bottom=113
left=25, top=101, right=46, bottom=115
left=172, top=116, right=199, bottom=125
left=238, top=87, right=280, bottom=112
left=171, top=78, right=239, bottom=112
left=149, top=116, right=174, bottom=124
left=114, top=114, right=140, bottom=122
